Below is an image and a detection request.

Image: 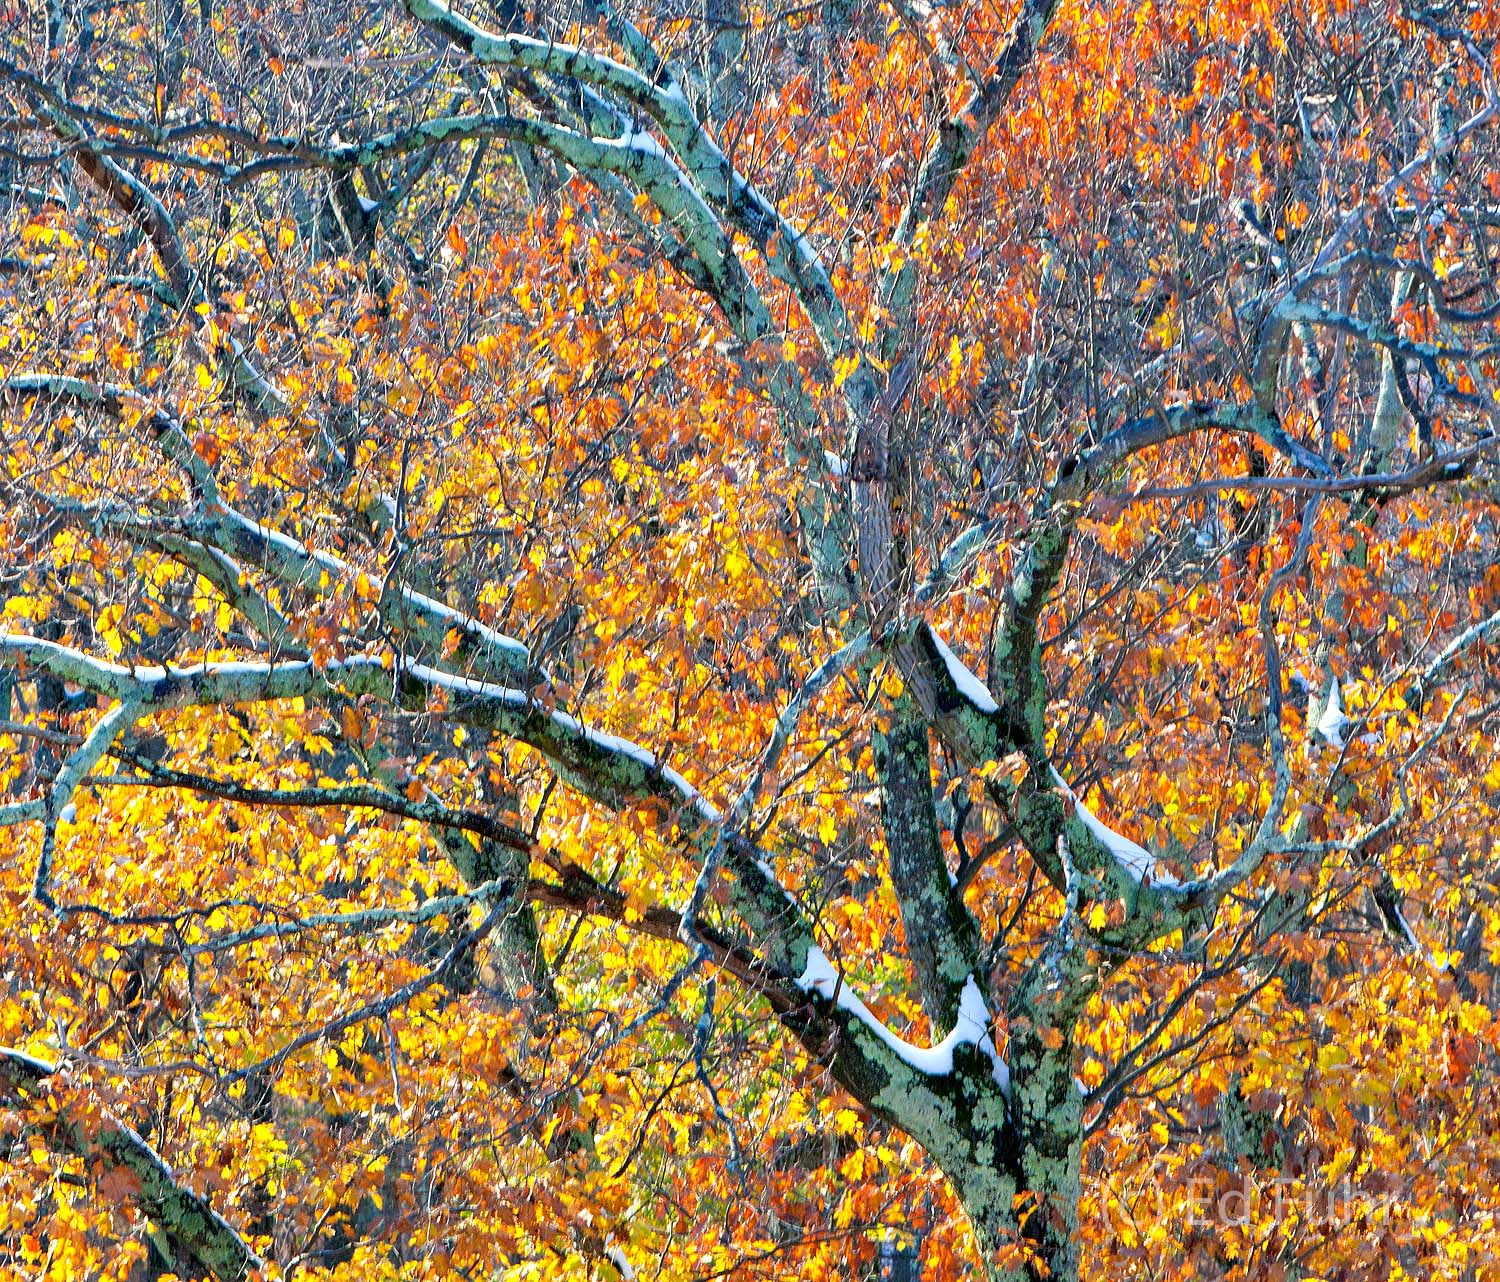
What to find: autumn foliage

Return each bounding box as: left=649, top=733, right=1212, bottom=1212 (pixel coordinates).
left=3, top=0, right=1500, bottom=1280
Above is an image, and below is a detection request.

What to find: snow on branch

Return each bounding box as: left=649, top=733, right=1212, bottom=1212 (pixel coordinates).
left=208, top=507, right=531, bottom=683
left=0, top=639, right=718, bottom=835
left=926, top=627, right=999, bottom=713
left=1315, top=674, right=1354, bottom=749
left=401, top=0, right=863, bottom=375
left=1422, top=603, right=1500, bottom=690
left=0, top=1048, right=264, bottom=1281
left=1048, top=767, right=1180, bottom=890
left=405, top=662, right=720, bottom=823
left=2, top=375, right=534, bottom=684
left=796, top=948, right=1010, bottom=1096
left=0, top=633, right=374, bottom=706
left=2, top=373, right=219, bottom=500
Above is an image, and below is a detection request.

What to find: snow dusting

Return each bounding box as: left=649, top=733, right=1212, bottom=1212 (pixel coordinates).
left=611, top=126, right=667, bottom=160
left=796, top=949, right=1010, bottom=1095
left=927, top=629, right=999, bottom=713
left=0, top=1046, right=56, bottom=1076
left=1392, top=907, right=1451, bottom=975
left=604, top=1242, right=635, bottom=1281
left=1316, top=675, right=1354, bottom=749
left=1048, top=767, right=1179, bottom=889
left=409, top=666, right=716, bottom=817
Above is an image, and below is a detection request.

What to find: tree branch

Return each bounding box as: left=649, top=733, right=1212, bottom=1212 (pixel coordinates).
left=0, top=1048, right=264, bottom=1281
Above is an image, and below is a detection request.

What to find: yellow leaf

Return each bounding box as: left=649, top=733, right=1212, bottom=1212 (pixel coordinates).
left=98, top=603, right=125, bottom=656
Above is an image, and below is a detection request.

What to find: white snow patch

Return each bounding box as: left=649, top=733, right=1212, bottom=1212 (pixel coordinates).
left=1392, top=907, right=1451, bottom=975
left=0, top=1046, right=57, bottom=1076
left=1049, top=767, right=1179, bottom=889
left=1316, top=674, right=1354, bottom=749
left=405, top=663, right=527, bottom=706
left=559, top=716, right=658, bottom=770
left=927, top=629, right=999, bottom=713
left=1394, top=905, right=1420, bottom=953
left=662, top=765, right=722, bottom=824
left=796, top=949, right=1010, bottom=1095
left=603, top=1242, right=635, bottom=1281
left=753, top=855, right=803, bottom=912
left=611, top=126, right=667, bottom=159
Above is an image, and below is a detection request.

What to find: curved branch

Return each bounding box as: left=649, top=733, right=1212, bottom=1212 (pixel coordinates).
left=0, top=380, right=533, bottom=685
left=883, top=0, right=1061, bottom=324
left=0, top=1048, right=264, bottom=1281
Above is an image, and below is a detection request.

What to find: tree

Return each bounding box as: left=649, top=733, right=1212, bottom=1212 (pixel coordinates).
left=3, top=0, right=1500, bottom=1278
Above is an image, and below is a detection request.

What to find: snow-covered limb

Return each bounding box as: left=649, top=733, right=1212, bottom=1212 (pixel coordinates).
left=1, top=373, right=219, bottom=501
left=2, top=374, right=534, bottom=682
left=150, top=530, right=293, bottom=648
left=1315, top=674, right=1354, bottom=749
left=603, top=1241, right=636, bottom=1281
left=0, top=633, right=381, bottom=706
left=29, top=500, right=292, bottom=651
left=0, top=637, right=716, bottom=829
left=1305, top=672, right=1381, bottom=753
left=1422, top=603, right=1500, bottom=690
left=0, top=797, right=44, bottom=825
left=926, top=628, right=1000, bottom=713
left=396, top=0, right=855, bottom=597
left=1390, top=906, right=1445, bottom=971
left=0, top=1047, right=264, bottom=1282
left=1048, top=767, right=1180, bottom=889
left=402, top=0, right=674, bottom=125
left=0, top=688, right=148, bottom=906
left=796, top=948, right=1010, bottom=1097
left=406, top=663, right=721, bottom=823
left=206, top=507, right=531, bottom=683
left=401, top=0, right=873, bottom=409
left=396, top=4, right=771, bottom=332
